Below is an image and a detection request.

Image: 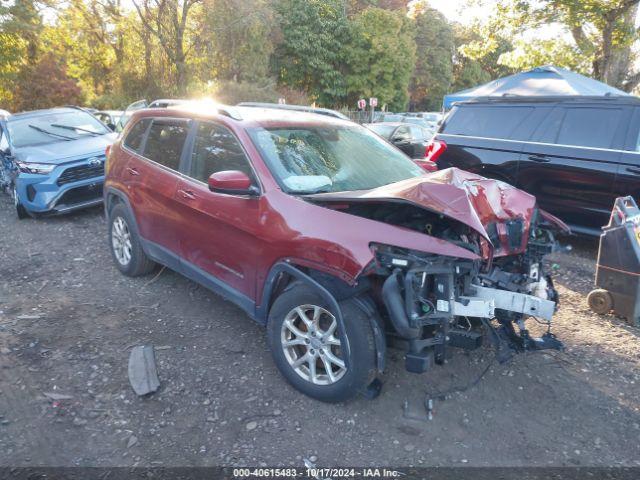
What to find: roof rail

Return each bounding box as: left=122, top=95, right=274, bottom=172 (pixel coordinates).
left=167, top=101, right=243, bottom=121
left=216, top=105, right=243, bottom=120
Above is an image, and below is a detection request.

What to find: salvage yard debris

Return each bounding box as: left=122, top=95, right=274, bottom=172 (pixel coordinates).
left=127, top=345, right=160, bottom=396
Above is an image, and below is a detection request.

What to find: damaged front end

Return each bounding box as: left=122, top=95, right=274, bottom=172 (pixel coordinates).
left=307, top=168, right=568, bottom=373
left=371, top=213, right=565, bottom=373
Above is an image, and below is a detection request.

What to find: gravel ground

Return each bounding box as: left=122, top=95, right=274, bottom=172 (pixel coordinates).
left=0, top=196, right=639, bottom=468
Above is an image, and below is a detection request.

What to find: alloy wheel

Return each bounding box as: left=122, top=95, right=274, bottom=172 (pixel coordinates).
left=111, top=216, right=133, bottom=266
left=281, top=304, right=346, bottom=385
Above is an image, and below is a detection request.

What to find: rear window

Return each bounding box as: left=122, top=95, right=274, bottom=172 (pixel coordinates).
left=442, top=105, right=534, bottom=139
left=142, top=119, right=189, bottom=170
left=555, top=107, right=622, bottom=149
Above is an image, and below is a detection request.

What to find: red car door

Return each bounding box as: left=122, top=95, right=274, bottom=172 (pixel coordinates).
left=174, top=120, right=262, bottom=300
left=124, top=117, right=191, bottom=263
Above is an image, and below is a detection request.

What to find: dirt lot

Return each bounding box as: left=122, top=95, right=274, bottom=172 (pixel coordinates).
left=0, top=195, right=639, bottom=468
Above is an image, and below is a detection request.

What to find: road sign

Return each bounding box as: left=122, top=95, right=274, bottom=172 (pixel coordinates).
left=357, top=99, right=366, bottom=109
left=369, top=97, right=378, bottom=107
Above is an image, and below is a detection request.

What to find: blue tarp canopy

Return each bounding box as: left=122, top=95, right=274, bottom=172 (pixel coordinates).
left=443, top=65, right=630, bottom=109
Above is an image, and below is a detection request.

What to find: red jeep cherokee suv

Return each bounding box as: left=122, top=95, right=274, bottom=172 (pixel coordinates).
left=104, top=103, right=567, bottom=402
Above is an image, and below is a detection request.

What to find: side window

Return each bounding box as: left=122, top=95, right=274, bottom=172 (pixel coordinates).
left=189, top=122, right=254, bottom=183
left=556, top=107, right=623, bottom=149
left=409, top=126, right=424, bottom=140
left=443, top=106, right=534, bottom=139
left=532, top=108, right=565, bottom=144
left=143, top=119, right=189, bottom=170
left=123, top=118, right=151, bottom=152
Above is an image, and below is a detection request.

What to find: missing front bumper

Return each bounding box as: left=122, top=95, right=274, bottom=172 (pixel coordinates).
left=453, top=285, right=556, bottom=321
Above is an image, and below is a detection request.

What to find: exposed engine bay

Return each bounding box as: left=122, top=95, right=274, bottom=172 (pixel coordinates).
left=368, top=214, right=564, bottom=373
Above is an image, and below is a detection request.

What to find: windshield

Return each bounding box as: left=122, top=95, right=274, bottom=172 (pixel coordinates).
left=7, top=111, right=110, bottom=148
left=248, top=124, right=424, bottom=194
left=367, top=124, right=396, bottom=139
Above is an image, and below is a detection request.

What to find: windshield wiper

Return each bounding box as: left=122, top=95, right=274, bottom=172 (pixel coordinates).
left=50, top=123, right=100, bottom=136
left=28, top=124, right=74, bottom=141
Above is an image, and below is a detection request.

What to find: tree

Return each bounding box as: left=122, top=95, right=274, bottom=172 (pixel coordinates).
left=475, top=0, right=640, bottom=91
left=132, top=0, right=202, bottom=94
left=12, top=57, right=84, bottom=111
left=273, top=0, right=351, bottom=106
left=344, top=7, right=415, bottom=111
left=451, top=22, right=515, bottom=92
left=409, top=2, right=455, bottom=111
left=202, top=0, right=274, bottom=83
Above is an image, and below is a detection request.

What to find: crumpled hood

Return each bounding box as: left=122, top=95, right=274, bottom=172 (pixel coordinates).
left=13, top=133, right=116, bottom=164
left=311, top=168, right=559, bottom=256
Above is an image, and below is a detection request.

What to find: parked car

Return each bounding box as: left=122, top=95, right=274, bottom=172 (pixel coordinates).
left=115, top=99, right=191, bottom=132
left=432, top=96, right=640, bottom=234
left=377, top=113, right=404, bottom=123
left=95, top=110, right=124, bottom=131
left=0, top=107, right=116, bottom=218
left=400, top=116, right=436, bottom=132
left=365, top=122, right=436, bottom=171
left=105, top=103, right=566, bottom=402
left=238, top=102, right=349, bottom=120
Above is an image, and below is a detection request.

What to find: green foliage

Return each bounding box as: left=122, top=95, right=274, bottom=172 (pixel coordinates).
left=470, top=0, right=640, bottom=91
left=451, top=22, right=515, bottom=93
left=498, top=38, right=591, bottom=73
left=203, top=0, right=274, bottom=83
left=344, top=7, right=415, bottom=111
left=5, top=0, right=639, bottom=113
left=273, top=0, right=351, bottom=106
left=409, top=5, right=454, bottom=111
left=0, top=32, right=26, bottom=106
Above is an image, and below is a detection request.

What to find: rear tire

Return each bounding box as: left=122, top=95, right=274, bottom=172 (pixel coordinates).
left=108, top=203, right=155, bottom=276
left=267, top=283, right=377, bottom=402
left=13, top=186, right=29, bottom=220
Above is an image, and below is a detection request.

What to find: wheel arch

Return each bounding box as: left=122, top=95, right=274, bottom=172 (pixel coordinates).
left=257, top=261, right=385, bottom=374
left=104, top=187, right=140, bottom=234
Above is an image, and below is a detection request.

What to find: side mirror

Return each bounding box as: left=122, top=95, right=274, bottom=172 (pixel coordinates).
left=107, top=122, right=116, bottom=131
left=392, top=136, right=408, bottom=143
left=208, top=170, right=258, bottom=196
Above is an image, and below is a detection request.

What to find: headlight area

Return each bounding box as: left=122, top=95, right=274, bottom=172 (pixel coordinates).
left=17, top=161, right=56, bottom=175
left=370, top=243, right=564, bottom=375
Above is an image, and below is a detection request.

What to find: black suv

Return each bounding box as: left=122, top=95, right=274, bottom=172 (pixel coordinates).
left=431, top=96, right=640, bottom=234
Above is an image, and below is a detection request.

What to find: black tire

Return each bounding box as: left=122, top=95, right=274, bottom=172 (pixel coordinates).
left=13, top=186, right=29, bottom=220
left=108, top=203, right=156, bottom=276
left=267, top=283, right=377, bottom=402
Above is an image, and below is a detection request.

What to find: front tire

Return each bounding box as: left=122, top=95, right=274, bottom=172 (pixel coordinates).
left=13, top=186, right=29, bottom=220
left=267, top=283, right=377, bottom=402
left=108, top=203, right=155, bottom=276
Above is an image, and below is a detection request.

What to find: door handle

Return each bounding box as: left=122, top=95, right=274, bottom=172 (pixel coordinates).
left=127, top=167, right=139, bottom=176
left=178, top=189, right=196, bottom=200
left=528, top=155, right=550, bottom=163
left=626, top=166, right=640, bottom=176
